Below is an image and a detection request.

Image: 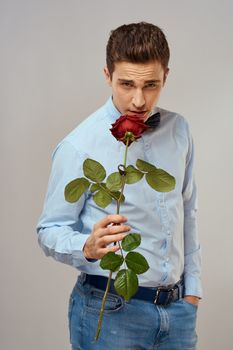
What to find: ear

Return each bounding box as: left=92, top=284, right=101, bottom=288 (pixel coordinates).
left=103, top=66, right=112, bottom=86
left=163, top=67, right=170, bottom=86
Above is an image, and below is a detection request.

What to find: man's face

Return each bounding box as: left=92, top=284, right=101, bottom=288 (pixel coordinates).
left=104, top=60, right=169, bottom=122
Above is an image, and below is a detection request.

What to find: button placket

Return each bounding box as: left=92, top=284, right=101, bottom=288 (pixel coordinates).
left=156, top=193, right=171, bottom=236
left=156, top=192, right=172, bottom=283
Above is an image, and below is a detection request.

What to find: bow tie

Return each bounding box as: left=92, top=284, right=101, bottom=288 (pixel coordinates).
left=144, top=112, right=161, bottom=129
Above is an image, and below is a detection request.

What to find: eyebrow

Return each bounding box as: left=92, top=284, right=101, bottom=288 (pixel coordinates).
left=118, top=79, right=161, bottom=83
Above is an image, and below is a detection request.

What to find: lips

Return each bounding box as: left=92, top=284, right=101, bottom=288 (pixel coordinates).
left=128, top=111, right=147, bottom=116
left=127, top=111, right=148, bottom=120
left=130, top=111, right=146, bottom=114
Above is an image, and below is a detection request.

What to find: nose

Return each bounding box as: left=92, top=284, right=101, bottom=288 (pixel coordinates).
left=132, top=88, right=145, bottom=109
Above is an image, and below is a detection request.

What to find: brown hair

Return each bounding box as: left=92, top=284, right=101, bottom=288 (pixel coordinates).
left=106, top=22, right=170, bottom=77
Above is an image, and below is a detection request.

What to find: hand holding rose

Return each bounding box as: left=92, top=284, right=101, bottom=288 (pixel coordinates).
left=83, top=214, right=130, bottom=260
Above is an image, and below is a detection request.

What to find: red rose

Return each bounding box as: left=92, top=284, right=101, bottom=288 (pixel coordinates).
left=110, top=115, right=149, bottom=146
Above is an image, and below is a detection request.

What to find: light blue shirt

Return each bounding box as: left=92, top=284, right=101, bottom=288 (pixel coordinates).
left=36, top=97, right=202, bottom=297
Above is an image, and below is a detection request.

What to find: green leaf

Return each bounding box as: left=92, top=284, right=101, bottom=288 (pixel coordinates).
left=106, top=172, right=123, bottom=191
left=125, top=165, right=144, bottom=184
left=136, top=159, right=157, bottom=172
left=114, top=269, right=138, bottom=301
left=90, top=183, right=100, bottom=193
left=110, top=191, right=125, bottom=203
left=146, top=169, right=176, bottom=192
left=64, top=177, right=90, bottom=203
left=125, top=252, right=149, bottom=274
left=83, top=159, right=106, bottom=182
left=93, top=189, right=112, bottom=208
left=122, top=233, right=141, bottom=252
left=100, top=252, right=124, bottom=272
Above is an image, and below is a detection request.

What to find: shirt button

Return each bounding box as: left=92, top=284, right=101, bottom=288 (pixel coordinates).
left=166, top=257, right=169, bottom=262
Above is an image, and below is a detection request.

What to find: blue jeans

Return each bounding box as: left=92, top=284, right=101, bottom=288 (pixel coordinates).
left=68, top=274, right=198, bottom=350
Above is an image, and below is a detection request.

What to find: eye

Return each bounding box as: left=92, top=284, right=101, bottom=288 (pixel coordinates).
left=145, top=83, right=158, bottom=88
left=121, top=82, right=133, bottom=87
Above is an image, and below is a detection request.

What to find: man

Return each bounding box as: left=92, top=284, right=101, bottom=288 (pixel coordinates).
left=37, top=22, right=202, bottom=349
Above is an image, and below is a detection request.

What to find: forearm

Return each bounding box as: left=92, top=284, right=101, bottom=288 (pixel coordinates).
left=183, top=210, right=202, bottom=298
left=37, top=225, right=94, bottom=267
left=36, top=140, right=95, bottom=268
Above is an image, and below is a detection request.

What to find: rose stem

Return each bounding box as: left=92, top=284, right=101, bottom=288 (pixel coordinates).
left=94, top=138, right=130, bottom=341
left=94, top=270, right=113, bottom=341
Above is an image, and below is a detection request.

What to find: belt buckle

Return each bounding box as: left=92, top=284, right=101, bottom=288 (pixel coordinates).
left=154, top=286, right=175, bottom=305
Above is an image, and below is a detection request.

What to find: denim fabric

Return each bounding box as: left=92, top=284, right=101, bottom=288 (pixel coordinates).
left=68, top=275, right=198, bottom=350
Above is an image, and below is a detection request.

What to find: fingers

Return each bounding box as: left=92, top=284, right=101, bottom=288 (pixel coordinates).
left=98, top=232, right=127, bottom=246
left=100, top=245, right=121, bottom=256
left=98, top=223, right=131, bottom=237
left=84, top=214, right=130, bottom=260
left=94, top=214, right=128, bottom=230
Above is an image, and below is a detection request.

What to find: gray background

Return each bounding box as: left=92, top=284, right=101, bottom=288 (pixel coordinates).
left=1, top=0, right=233, bottom=349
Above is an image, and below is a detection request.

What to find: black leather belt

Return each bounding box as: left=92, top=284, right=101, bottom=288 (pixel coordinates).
left=80, top=273, right=184, bottom=306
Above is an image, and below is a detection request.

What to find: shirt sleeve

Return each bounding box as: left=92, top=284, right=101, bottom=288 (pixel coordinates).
left=36, top=140, right=97, bottom=268
left=182, top=123, right=203, bottom=298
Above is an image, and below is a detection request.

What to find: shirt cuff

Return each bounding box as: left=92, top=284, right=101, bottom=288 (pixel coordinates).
left=72, top=234, right=98, bottom=266
left=184, top=274, right=203, bottom=299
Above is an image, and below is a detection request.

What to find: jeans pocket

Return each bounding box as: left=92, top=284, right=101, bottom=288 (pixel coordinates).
left=181, top=298, right=198, bottom=311
left=85, top=287, right=125, bottom=315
